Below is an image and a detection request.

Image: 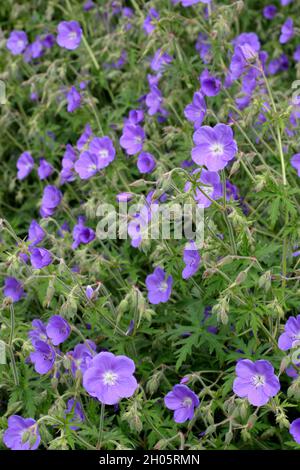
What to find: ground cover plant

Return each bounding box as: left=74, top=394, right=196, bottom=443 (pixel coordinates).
left=1, top=0, right=300, bottom=451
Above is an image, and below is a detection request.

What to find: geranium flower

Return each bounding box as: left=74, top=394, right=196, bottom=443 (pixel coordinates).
left=184, top=91, right=206, bottom=129
left=40, top=185, right=62, bottom=218
left=280, top=18, right=294, bottom=44
left=38, top=158, right=53, bottom=180
left=89, top=136, right=115, bottom=169
left=278, top=314, right=300, bottom=350
left=67, top=86, right=81, bottom=112
left=233, top=359, right=280, bottom=406
left=3, top=416, right=40, bottom=450
left=120, top=124, right=145, bottom=155
left=72, top=217, right=95, bottom=249
left=199, top=69, right=221, bottom=97
left=56, top=21, right=82, bottom=50
left=164, top=384, right=199, bottom=423
left=17, top=152, right=34, bottom=180
left=83, top=351, right=138, bottom=405
left=46, top=315, right=71, bottom=346
left=29, top=247, right=52, bottom=269
left=191, top=123, right=238, bottom=171
left=137, top=152, right=156, bottom=174
left=182, top=241, right=201, bottom=279
left=30, top=340, right=56, bottom=374
left=28, top=220, right=45, bottom=246
left=3, top=277, right=25, bottom=302
left=290, top=418, right=300, bottom=444
left=145, top=267, right=173, bottom=304
left=65, top=399, right=85, bottom=430
left=68, top=341, right=96, bottom=376
left=6, top=31, right=28, bottom=55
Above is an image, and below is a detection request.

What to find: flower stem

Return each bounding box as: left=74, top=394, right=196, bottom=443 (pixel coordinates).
left=82, top=35, right=100, bottom=70
left=8, top=304, right=19, bottom=386
left=96, top=403, right=105, bottom=450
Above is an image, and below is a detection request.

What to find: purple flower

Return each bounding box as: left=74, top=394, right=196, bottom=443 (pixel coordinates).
left=150, top=49, right=172, bottom=73
left=68, top=341, right=96, bottom=376
left=280, top=18, right=294, bottom=44
left=290, top=418, right=300, bottom=444
left=137, top=152, right=156, bottom=174
left=199, top=69, right=221, bottom=97
left=62, top=144, right=77, bottom=169
left=229, top=47, right=247, bottom=80
left=3, top=416, right=40, bottom=450
left=192, top=123, right=238, bottom=171
left=17, top=152, right=34, bottom=180
left=116, top=192, right=133, bottom=202
left=146, top=267, right=173, bottom=304
left=128, top=205, right=151, bottom=248
left=46, top=315, right=71, bottom=346
left=24, top=38, right=44, bottom=62
left=89, top=136, right=116, bottom=169
left=125, top=109, right=144, bottom=125
left=181, top=0, right=211, bottom=5
left=184, top=169, right=223, bottom=208
left=164, top=384, right=199, bottom=423
left=57, top=21, right=82, bottom=50
left=291, top=154, right=300, bottom=176
left=143, top=8, right=159, bottom=35
left=83, top=0, right=95, bottom=11
left=75, top=151, right=100, bottom=180
left=65, top=399, right=85, bottom=430
left=30, top=340, right=56, bottom=374
left=86, top=285, right=96, bottom=300
left=42, top=34, right=55, bottom=49
left=72, top=217, right=95, bottom=249
left=83, top=351, right=138, bottom=405
left=294, top=46, right=300, bottom=62
left=278, top=314, right=300, bottom=350
left=30, top=247, right=53, bottom=269
left=196, top=33, right=211, bottom=64
left=281, top=0, right=293, bottom=5
left=28, top=319, right=48, bottom=346
left=233, top=33, right=261, bottom=53
left=263, top=5, right=277, bottom=19
left=67, top=86, right=81, bottom=112
left=146, top=85, right=163, bottom=116
left=184, top=91, right=206, bottom=129
left=3, top=277, right=25, bottom=302
left=38, top=158, right=53, bottom=180
left=77, top=124, right=93, bottom=150
left=6, top=31, right=28, bottom=55
left=233, top=359, right=280, bottom=406
left=120, top=124, right=145, bottom=155
left=28, top=220, right=45, bottom=246
left=268, top=54, right=289, bottom=75
left=182, top=241, right=201, bottom=279
left=40, top=185, right=62, bottom=218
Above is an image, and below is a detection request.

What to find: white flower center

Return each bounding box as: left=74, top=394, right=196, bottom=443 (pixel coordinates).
left=183, top=397, right=193, bottom=407
left=17, top=40, right=24, bottom=48
left=202, top=184, right=213, bottom=197
left=68, top=32, right=77, bottom=41
left=102, top=370, right=118, bottom=386
left=159, top=281, right=168, bottom=293
left=252, top=374, right=265, bottom=387
left=99, top=150, right=108, bottom=159
left=210, top=143, right=224, bottom=156
left=89, top=164, right=97, bottom=171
